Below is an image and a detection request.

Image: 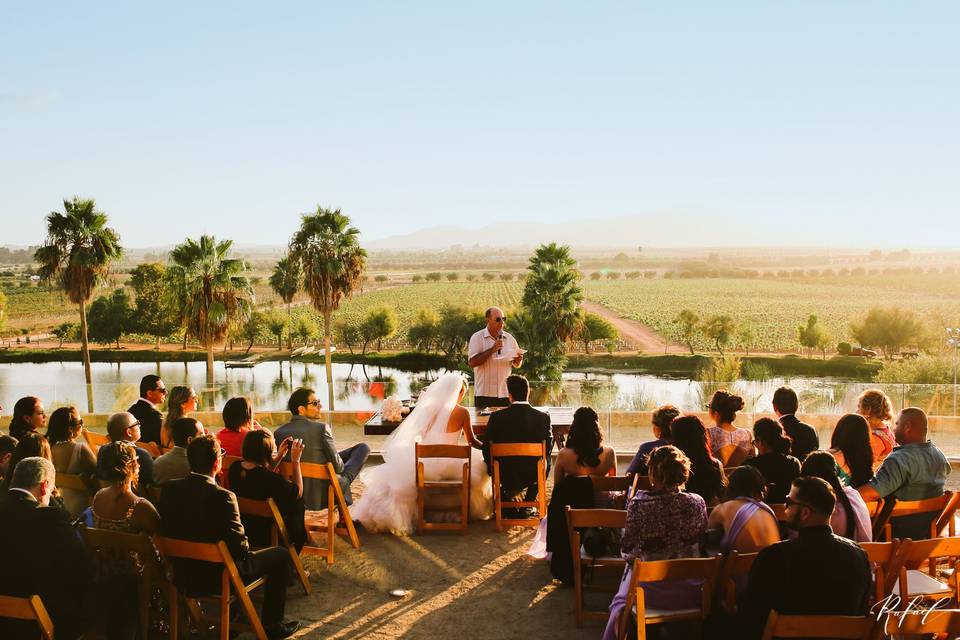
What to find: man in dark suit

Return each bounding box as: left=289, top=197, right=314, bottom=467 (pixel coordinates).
left=773, top=386, right=819, bottom=463
left=481, top=375, right=552, bottom=516
left=158, top=435, right=299, bottom=639
left=275, top=387, right=370, bottom=511
left=0, top=457, right=93, bottom=640
left=128, top=374, right=166, bottom=446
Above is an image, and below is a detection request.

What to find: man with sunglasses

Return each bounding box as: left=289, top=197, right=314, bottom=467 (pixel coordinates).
left=468, top=307, right=524, bottom=409
left=740, top=476, right=870, bottom=639
left=128, top=374, right=167, bottom=446
left=96, top=411, right=154, bottom=489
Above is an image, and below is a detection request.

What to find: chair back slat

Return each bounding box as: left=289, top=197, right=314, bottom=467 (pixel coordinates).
left=761, top=611, right=873, bottom=639
left=859, top=541, right=896, bottom=563
left=416, top=443, right=471, bottom=459
left=56, top=472, right=91, bottom=492
left=899, top=536, right=960, bottom=566
left=591, top=475, right=631, bottom=493
left=236, top=497, right=274, bottom=518
left=154, top=536, right=226, bottom=563
left=566, top=507, right=626, bottom=529
left=82, top=526, right=157, bottom=556
left=219, top=455, right=243, bottom=489
left=633, top=556, right=722, bottom=582
left=276, top=460, right=333, bottom=480
left=84, top=430, right=110, bottom=451
left=888, top=492, right=952, bottom=518
left=0, top=594, right=54, bottom=640
left=491, top=442, right=545, bottom=458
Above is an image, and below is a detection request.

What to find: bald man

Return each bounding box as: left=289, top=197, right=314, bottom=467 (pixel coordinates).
left=858, top=407, right=950, bottom=539
left=96, top=411, right=154, bottom=488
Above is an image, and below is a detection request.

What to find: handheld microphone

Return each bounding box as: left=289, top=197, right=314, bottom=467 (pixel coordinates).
left=498, top=331, right=503, bottom=355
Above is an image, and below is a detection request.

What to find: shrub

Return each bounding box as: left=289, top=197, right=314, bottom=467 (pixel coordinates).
left=837, top=342, right=852, bottom=356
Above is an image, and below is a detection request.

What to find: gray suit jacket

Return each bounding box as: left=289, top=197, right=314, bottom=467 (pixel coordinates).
left=275, top=416, right=347, bottom=509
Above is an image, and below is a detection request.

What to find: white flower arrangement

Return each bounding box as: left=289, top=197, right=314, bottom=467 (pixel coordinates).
left=382, top=395, right=405, bottom=423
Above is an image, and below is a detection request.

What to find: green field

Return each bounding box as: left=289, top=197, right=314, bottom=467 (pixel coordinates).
left=583, top=273, right=960, bottom=352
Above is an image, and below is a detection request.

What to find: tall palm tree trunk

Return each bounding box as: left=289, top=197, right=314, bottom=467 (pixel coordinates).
left=79, top=299, right=94, bottom=413
left=287, top=302, right=292, bottom=350
left=324, top=309, right=334, bottom=410
left=206, top=343, right=215, bottom=384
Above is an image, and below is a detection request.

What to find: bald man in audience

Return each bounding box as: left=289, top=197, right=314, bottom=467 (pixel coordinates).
left=96, top=411, right=154, bottom=489
left=858, top=407, right=950, bottom=539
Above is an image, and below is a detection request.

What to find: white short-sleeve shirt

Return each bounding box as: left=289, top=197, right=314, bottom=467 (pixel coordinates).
left=468, top=327, right=520, bottom=398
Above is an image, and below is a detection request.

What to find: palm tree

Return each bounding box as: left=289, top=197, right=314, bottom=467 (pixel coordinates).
left=34, top=197, right=123, bottom=403
left=166, top=235, right=253, bottom=382
left=268, top=254, right=301, bottom=350
left=289, top=206, right=366, bottom=408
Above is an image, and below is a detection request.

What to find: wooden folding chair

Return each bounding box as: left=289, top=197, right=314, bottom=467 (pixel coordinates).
left=760, top=611, right=874, bottom=639
left=491, top=442, right=546, bottom=531
left=592, top=475, right=631, bottom=510
left=717, top=550, right=758, bottom=614
left=884, top=608, right=960, bottom=636
left=880, top=491, right=959, bottom=542
left=55, top=471, right=98, bottom=502
left=218, top=455, right=243, bottom=490
left=81, top=526, right=167, bottom=640
left=277, top=460, right=361, bottom=563
left=0, top=594, right=54, bottom=640
left=84, top=430, right=110, bottom=452
left=155, top=537, right=268, bottom=640
left=629, top=473, right=652, bottom=499
left=565, top=506, right=627, bottom=627
left=415, top=443, right=471, bottom=534
left=236, top=497, right=311, bottom=594
left=621, top=556, right=722, bottom=640
left=891, top=537, right=960, bottom=608
left=859, top=541, right=901, bottom=606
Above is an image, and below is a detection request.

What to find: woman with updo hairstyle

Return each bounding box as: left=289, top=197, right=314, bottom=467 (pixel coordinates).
left=47, top=406, right=97, bottom=518
left=708, top=466, right=780, bottom=553
left=857, top=389, right=896, bottom=466
left=162, top=385, right=198, bottom=449
left=706, top=389, right=753, bottom=467
left=230, top=429, right=307, bottom=552
left=602, top=445, right=708, bottom=639
left=553, top=407, right=617, bottom=484
left=801, top=451, right=872, bottom=542
left=10, top=395, right=46, bottom=440
left=670, top=415, right=727, bottom=506
left=744, top=418, right=801, bottom=503
left=626, top=404, right=681, bottom=476
left=829, top=414, right=874, bottom=487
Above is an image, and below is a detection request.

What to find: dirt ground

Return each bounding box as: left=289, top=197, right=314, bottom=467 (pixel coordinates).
left=580, top=301, right=687, bottom=355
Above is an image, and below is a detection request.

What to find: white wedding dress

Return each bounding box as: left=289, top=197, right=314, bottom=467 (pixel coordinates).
left=352, top=372, right=494, bottom=535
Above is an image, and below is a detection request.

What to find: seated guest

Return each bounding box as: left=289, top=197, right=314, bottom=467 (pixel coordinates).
left=47, top=406, right=98, bottom=519
left=153, top=417, right=204, bottom=485
left=671, top=415, right=727, bottom=506
left=829, top=414, right=874, bottom=488
left=0, top=434, right=18, bottom=483
left=276, top=388, right=370, bottom=511
left=857, top=388, right=897, bottom=467
left=858, top=407, right=950, bottom=539
left=708, top=466, right=779, bottom=553
left=218, top=396, right=270, bottom=458
left=0, top=457, right=94, bottom=640
left=97, top=412, right=154, bottom=490
left=9, top=395, right=46, bottom=440
left=230, top=430, right=308, bottom=552
left=744, top=418, right=801, bottom=504
left=158, top=435, right=299, bottom=639
left=741, top=477, right=871, bottom=639
left=553, top=406, right=617, bottom=484
left=625, top=404, right=680, bottom=476
left=162, top=385, right=198, bottom=449
left=128, top=374, right=166, bottom=446
left=602, top=446, right=708, bottom=640
left=801, top=451, right=871, bottom=542
left=481, top=375, right=552, bottom=516
left=91, top=441, right=162, bottom=639
left=772, top=386, right=819, bottom=462
left=1, top=432, right=57, bottom=505
left=706, top=390, right=753, bottom=467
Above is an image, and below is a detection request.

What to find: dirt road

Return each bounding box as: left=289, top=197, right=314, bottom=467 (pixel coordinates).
left=580, top=300, right=688, bottom=354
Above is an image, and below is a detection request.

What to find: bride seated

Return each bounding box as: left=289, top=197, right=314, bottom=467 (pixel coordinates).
left=352, top=372, right=493, bottom=535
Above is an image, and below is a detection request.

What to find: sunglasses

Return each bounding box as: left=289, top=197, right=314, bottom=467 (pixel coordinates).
left=71, top=419, right=84, bottom=428
left=128, top=421, right=142, bottom=429
left=494, top=316, right=506, bottom=323
left=306, top=400, right=321, bottom=407
left=154, top=387, right=168, bottom=395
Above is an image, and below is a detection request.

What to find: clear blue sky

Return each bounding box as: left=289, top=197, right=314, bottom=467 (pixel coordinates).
left=2, top=2, right=957, bottom=248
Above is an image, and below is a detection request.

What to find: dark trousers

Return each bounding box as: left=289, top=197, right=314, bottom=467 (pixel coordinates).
left=339, top=443, right=371, bottom=484
left=474, top=395, right=509, bottom=409
left=237, top=546, right=291, bottom=627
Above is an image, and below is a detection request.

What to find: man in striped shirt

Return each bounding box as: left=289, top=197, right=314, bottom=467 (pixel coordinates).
left=468, top=307, right=524, bottom=409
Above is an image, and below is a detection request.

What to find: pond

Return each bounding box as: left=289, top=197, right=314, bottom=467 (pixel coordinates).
left=0, top=360, right=956, bottom=417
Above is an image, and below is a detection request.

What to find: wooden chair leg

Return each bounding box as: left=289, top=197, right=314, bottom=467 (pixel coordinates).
left=236, top=586, right=268, bottom=640
left=220, top=573, right=231, bottom=640
left=168, top=584, right=179, bottom=640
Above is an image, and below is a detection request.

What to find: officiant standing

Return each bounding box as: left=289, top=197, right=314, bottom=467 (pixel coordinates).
left=468, top=307, right=524, bottom=409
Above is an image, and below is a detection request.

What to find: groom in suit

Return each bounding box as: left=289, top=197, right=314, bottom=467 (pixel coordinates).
left=481, top=375, right=552, bottom=516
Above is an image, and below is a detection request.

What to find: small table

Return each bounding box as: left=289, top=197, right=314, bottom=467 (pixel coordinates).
left=364, top=406, right=575, bottom=449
